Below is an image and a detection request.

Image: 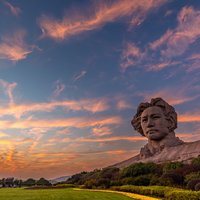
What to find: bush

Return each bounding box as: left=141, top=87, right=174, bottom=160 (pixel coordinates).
left=161, top=172, right=184, bottom=186
left=187, top=178, right=200, bottom=190
left=121, top=162, right=160, bottom=178
left=163, top=162, right=184, bottom=173
left=185, top=172, right=200, bottom=184
left=111, top=185, right=200, bottom=200
left=111, top=185, right=171, bottom=197
left=149, top=175, right=161, bottom=185
left=165, top=190, right=200, bottom=200
left=192, top=157, right=200, bottom=167
left=195, top=182, right=200, bottom=191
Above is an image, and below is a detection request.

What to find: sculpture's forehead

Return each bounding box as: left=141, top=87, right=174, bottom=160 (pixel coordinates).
left=141, top=106, right=164, bottom=117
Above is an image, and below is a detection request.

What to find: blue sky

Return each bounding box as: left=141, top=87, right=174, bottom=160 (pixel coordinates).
left=0, top=0, right=200, bottom=179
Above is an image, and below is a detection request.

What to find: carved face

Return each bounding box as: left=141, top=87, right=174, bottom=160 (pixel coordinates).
left=141, top=106, right=170, bottom=141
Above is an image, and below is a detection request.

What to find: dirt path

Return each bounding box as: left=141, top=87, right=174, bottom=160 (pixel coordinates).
left=74, top=188, right=162, bottom=200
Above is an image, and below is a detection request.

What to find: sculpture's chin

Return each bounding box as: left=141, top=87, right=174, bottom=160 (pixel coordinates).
left=148, top=132, right=166, bottom=141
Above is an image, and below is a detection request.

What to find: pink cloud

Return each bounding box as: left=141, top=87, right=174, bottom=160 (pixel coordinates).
left=39, top=0, right=167, bottom=41
left=152, top=6, right=200, bottom=57
left=147, top=61, right=181, bottom=71
left=0, top=79, right=17, bottom=105
left=120, top=42, right=144, bottom=71
left=0, top=116, right=122, bottom=129
left=140, top=88, right=199, bottom=106
left=149, top=30, right=173, bottom=50
left=3, top=1, right=21, bottom=16
left=116, top=99, right=132, bottom=110
left=92, top=126, right=112, bottom=136
left=0, top=98, right=110, bottom=119
left=0, top=30, right=32, bottom=61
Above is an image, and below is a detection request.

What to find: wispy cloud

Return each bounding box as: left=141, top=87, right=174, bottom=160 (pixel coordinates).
left=3, top=0, right=21, bottom=16
left=39, top=0, right=167, bottom=41
left=0, top=79, right=17, bottom=105
left=0, top=98, right=110, bottom=119
left=160, top=6, right=200, bottom=58
left=79, top=136, right=146, bottom=143
left=120, top=42, right=144, bottom=72
left=0, top=30, right=32, bottom=61
left=91, top=126, right=112, bottom=136
left=116, top=99, right=132, bottom=110
left=121, top=6, right=200, bottom=72
left=73, top=70, right=87, bottom=81
left=52, top=80, right=65, bottom=98
left=0, top=116, right=122, bottom=129
left=139, top=87, right=200, bottom=106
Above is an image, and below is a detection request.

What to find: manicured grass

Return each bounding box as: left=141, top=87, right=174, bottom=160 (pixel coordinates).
left=0, top=188, right=136, bottom=200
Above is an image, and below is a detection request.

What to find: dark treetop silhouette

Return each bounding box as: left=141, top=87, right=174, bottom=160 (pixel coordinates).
left=113, top=97, right=200, bottom=168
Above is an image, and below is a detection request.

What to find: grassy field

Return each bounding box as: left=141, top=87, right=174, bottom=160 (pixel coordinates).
left=0, top=188, right=138, bottom=200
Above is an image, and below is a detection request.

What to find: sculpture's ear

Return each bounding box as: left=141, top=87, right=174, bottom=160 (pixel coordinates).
left=167, top=116, right=175, bottom=131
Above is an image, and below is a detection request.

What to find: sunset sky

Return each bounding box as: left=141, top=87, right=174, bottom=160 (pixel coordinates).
left=0, top=0, right=200, bottom=180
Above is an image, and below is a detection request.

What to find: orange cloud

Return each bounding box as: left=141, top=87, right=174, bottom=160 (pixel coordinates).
left=92, top=126, right=112, bottom=136
left=39, top=0, right=167, bottom=40
left=116, top=99, right=132, bottom=110
left=0, top=98, right=110, bottom=119
left=79, top=136, right=146, bottom=143
left=0, top=116, right=122, bottom=129
left=178, top=114, right=200, bottom=123
left=0, top=30, right=32, bottom=61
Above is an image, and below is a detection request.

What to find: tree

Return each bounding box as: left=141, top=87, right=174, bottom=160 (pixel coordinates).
left=121, top=162, right=160, bottom=178
left=36, top=178, right=51, bottom=186
left=23, top=178, right=36, bottom=186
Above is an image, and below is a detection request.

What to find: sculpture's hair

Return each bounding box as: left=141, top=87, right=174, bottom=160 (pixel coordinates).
left=131, top=97, right=177, bottom=136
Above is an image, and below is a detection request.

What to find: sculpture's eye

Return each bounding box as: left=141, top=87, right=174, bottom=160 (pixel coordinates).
left=142, top=118, right=147, bottom=123
left=153, top=115, right=160, bottom=119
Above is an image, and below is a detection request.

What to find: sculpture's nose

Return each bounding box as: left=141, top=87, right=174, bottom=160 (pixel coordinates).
left=147, top=118, right=154, bottom=127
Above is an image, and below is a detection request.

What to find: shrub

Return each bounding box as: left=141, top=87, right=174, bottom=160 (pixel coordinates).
left=112, top=185, right=171, bottom=197
left=84, top=179, right=98, bottom=189
left=187, top=178, right=200, bottom=190
left=100, top=167, right=119, bottom=180
left=111, top=185, right=200, bottom=200
left=161, top=172, right=184, bottom=186
left=149, top=175, right=161, bottom=185
left=192, top=156, right=200, bottom=167
left=195, top=182, right=200, bottom=191
left=121, top=162, right=160, bottom=178
left=174, top=164, right=200, bottom=177
left=165, top=190, right=200, bottom=200
left=163, top=161, right=184, bottom=173
left=185, top=172, right=200, bottom=184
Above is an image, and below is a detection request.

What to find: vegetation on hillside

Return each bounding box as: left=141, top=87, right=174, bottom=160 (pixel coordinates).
left=65, top=157, right=200, bottom=191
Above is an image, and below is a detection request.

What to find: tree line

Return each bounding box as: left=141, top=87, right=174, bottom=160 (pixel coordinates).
left=65, top=156, right=200, bottom=191
left=0, top=177, right=51, bottom=187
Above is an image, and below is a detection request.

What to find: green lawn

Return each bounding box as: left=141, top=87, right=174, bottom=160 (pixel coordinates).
left=0, top=188, right=136, bottom=200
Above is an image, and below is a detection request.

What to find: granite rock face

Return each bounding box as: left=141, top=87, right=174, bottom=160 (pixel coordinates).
left=113, top=140, right=200, bottom=168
